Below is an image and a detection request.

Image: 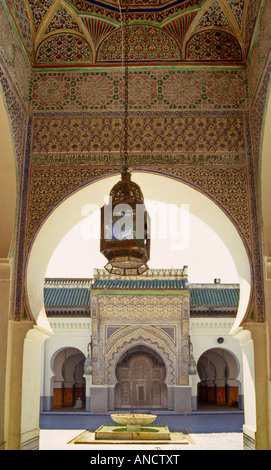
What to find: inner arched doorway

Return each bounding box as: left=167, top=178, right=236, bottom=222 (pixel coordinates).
left=197, top=348, right=240, bottom=409
left=52, top=347, right=86, bottom=410
left=25, top=172, right=252, bottom=329
left=115, top=346, right=167, bottom=409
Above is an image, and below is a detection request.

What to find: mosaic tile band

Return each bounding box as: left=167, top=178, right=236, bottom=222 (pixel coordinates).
left=29, top=70, right=248, bottom=111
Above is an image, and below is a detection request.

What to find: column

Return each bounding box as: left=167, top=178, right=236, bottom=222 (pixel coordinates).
left=4, top=320, right=35, bottom=449
left=233, top=327, right=257, bottom=450
left=265, top=257, right=271, bottom=450
left=0, top=259, right=13, bottom=449
left=227, top=379, right=240, bottom=407
left=215, top=379, right=226, bottom=405
left=206, top=379, right=216, bottom=403
left=84, top=374, right=92, bottom=412
left=20, top=326, right=52, bottom=449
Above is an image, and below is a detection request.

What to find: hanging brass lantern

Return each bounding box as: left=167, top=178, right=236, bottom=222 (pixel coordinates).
left=84, top=342, right=93, bottom=376
left=100, top=0, right=150, bottom=276
left=100, top=167, right=150, bottom=276
left=188, top=338, right=197, bottom=375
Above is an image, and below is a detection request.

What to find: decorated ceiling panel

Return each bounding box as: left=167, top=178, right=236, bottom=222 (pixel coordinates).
left=4, top=0, right=262, bottom=67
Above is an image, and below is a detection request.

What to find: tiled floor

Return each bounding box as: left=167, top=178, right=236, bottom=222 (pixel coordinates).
left=39, top=411, right=244, bottom=451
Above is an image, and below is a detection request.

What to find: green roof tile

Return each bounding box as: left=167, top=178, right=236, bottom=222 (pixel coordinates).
left=44, top=287, right=90, bottom=307
left=44, top=280, right=239, bottom=309
left=190, top=287, right=239, bottom=307
left=91, top=278, right=188, bottom=290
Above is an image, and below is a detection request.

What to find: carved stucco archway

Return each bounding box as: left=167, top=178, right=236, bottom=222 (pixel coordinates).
left=0, top=85, right=21, bottom=450
left=25, top=171, right=252, bottom=333
left=23, top=170, right=254, bottom=443
left=104, top=325, right=177, bottom=386
left=260, top=84, right=271, bottom=258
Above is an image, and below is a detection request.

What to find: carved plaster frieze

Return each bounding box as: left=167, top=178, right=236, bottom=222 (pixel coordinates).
left=97, top=294, right=185, bottom=321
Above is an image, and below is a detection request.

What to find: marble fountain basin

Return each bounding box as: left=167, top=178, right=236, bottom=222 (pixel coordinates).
left=95, top=413, right=171, bottom=440
left=111, top=413, right=157, bottom=431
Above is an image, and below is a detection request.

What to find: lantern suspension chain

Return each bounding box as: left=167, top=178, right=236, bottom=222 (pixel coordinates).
left=123, top=0, right=129, bottom=169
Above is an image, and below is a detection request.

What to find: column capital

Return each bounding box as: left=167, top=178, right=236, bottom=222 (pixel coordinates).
left=264, top=256, right=271, bottom=279
left=0, top=258, right=13, bottom=280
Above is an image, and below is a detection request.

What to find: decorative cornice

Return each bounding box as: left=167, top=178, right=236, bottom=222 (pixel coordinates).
left=93, top=266, right=188, bottom=279
left=48, top=317, right=91, bottom=330
left=190, top=317, right=235, bottom=329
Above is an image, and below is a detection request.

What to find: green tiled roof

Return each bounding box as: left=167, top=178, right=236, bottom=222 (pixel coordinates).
left=190, top=287, right=239, bottom=307
left=91, top=278, right=188, bottom=290
left=44, top=280, right=239, bottom=309
left=44, top=287, right=90, bottom=307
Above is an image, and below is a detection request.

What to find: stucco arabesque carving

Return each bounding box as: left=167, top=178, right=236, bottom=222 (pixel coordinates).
left=92, top=294, right=190, bottom=386
left=104, top=325, right=177, bottom=386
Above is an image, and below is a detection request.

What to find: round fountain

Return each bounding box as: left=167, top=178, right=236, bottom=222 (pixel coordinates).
left=70, top=411, right=188, bottom=444
left=111, top=413, right=157, bottom=432
left=94, top=412, right=171, bottom=440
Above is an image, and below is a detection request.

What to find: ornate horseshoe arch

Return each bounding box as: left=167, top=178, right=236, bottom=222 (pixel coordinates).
left=104, top=325, right=177, bottom=386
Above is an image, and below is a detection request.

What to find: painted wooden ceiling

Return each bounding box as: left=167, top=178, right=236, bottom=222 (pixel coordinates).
left=5, top=0, right=262, bottom=67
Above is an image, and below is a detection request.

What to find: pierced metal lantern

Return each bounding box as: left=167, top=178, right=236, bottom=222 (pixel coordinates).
left=100, top=168, right=150, bottom=276
left=188, top=339, right=197, bottom=375
left=84, top=342, right=93, bottom=376
left=188, top=356, right=197, bottom=375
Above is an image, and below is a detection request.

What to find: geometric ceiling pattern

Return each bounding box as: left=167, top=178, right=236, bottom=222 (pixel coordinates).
left=5, top=0, right=262, bottom=67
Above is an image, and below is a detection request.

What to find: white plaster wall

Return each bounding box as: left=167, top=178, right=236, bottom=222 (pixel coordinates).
left=40, top=318, right=91, bottom=398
